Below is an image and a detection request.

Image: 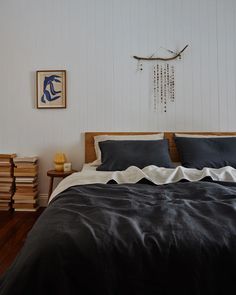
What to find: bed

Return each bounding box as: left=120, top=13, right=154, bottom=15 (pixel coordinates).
left=1, top=132, right=236, bottom=295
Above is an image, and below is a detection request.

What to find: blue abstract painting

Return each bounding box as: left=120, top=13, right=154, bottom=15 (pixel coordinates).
left=37, top=70, right=66, bottom=108
left=41, top=75, right=62, bottom=103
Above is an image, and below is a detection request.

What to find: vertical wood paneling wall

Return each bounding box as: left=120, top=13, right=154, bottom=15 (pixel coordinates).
left=0, top=0, right=235, bottom=194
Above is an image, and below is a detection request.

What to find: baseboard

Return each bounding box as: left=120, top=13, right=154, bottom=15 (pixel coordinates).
left=39, top=194, right=48, bottom=207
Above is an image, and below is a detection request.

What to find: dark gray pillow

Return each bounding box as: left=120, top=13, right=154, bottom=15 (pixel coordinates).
left=96, top=139, right=174, bottom=171
left=175, top=137, right=236, bottom=169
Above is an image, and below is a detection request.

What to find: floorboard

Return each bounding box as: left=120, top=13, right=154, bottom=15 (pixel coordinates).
left=0, top=208, right=44, bottom=276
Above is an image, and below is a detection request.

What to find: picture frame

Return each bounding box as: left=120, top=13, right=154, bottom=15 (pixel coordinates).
left=36, top=70, right=66, bottom=109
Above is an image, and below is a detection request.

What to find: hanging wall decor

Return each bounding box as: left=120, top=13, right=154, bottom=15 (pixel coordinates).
left=133, top=45, right=188, bottom=113
left=133, top=45, right=188, bottom=61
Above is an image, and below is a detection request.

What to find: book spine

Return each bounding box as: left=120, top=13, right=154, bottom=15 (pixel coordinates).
left=0, top=157, right=15, bottom=210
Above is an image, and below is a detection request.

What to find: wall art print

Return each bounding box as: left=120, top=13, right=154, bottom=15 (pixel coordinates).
left=36, top=70, right=66, bottom=109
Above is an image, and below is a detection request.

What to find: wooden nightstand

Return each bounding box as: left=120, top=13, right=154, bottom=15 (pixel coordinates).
left=47, top=169, right=77, bottom=201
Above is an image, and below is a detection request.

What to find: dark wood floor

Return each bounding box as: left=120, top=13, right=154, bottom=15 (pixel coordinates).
left=0, top=208, right=44, bottom=276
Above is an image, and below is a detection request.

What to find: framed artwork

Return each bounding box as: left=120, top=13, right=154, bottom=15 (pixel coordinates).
left=36, top=70, right=66, bottom=109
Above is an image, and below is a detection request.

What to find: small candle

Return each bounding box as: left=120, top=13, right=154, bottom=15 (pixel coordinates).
left=64, top=162, right=72, bottom=172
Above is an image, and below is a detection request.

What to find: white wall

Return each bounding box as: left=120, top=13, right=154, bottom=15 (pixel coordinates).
left=0, top=0, right=236, bottom=195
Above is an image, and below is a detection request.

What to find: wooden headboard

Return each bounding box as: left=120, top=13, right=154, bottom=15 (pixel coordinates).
left=85, top=132, right=236, bottom=163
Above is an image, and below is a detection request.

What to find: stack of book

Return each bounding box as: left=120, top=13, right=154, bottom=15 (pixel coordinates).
left=12, top=157, right=39, bottom=211
left=0, top=154, right=16, bottom=211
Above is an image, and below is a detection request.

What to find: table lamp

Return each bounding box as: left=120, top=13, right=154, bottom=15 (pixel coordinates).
left=54, top=152, right=66, bottom=171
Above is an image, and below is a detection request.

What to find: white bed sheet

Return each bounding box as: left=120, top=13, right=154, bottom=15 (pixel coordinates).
left=48, top=164, right=236, bottom=203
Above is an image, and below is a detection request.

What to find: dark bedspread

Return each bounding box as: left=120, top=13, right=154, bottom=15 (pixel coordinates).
left=1, top=180, right=236, bottom=295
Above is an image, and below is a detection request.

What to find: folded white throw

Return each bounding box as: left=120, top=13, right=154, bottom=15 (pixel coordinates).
left=49, top=165, right=236, bottom=203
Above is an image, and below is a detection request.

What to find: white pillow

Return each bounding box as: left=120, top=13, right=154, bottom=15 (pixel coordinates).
left=175, top=133, right=236, bottom=138
left=92, top=133, right=164, bottom=166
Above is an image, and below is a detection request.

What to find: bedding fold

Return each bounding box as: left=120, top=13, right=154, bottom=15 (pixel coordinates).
left=49, top=165, right=236, bottom=202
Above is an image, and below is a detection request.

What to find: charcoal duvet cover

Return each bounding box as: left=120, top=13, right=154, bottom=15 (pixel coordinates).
left=1, top=180, right=236, bottom=295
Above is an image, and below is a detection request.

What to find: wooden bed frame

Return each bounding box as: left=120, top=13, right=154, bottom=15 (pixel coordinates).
left=85, top=132, right=236, bottom=163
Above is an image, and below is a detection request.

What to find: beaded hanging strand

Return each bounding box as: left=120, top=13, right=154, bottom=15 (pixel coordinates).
left=163, top=64, right=167, bottom=113
left=160, top=65, right=163, bottom=112
left=170, top=65, right=175, bottom=102
left=166, top=63, right=170, bottom=102
left=153, top=65, right=157, bottom=111
left=156, top=64, right=159, bottom=109
left=137, top=60, right=143, bottom=71
left=153, top=63, right=175, bottom=112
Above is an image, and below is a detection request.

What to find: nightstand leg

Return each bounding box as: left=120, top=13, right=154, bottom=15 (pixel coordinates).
left=48, top=177, right=54, bottom=202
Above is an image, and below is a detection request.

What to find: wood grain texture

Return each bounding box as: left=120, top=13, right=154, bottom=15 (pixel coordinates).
left=85, top=132, right=236, bottom=163
left=0, top=208, right=44, bottom=275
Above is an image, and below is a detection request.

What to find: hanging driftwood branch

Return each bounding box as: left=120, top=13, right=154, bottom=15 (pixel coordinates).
left=133, top=45, right=189, bottom=61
